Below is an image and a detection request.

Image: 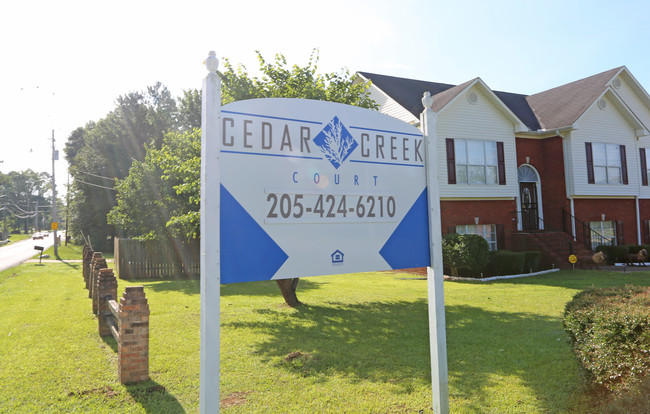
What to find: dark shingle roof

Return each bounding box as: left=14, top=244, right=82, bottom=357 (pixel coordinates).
left=360, top=68, right=625, bottom=132
left=358, top=71, right=455, bottom=117
left=493, top=90, right=541, bottom=131
left=359, top=71, right=540, bottom=130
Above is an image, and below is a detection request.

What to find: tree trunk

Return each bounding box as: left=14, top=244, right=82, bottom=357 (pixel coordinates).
left=276, top=278, right=302, bottom=307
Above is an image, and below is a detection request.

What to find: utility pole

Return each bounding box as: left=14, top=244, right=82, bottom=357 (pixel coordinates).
left=51, top=129, right=58, bottom=256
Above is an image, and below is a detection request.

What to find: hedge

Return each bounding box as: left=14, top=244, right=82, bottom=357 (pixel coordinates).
left=563, top=285, right=650, bottom=389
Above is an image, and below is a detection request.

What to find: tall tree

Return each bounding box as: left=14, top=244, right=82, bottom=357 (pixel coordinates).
left=65, top=84, right=180, bottom=250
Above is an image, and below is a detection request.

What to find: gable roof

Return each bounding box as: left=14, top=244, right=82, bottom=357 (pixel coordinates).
left=360, top=66, right=650, bottom=135
left=359, top=71, right=540, bottom=130
left=526, top=67, right=624, bottom=130
left=357, top=71, right=455, bottom=117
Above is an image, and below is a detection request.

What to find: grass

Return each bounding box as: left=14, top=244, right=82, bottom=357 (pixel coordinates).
left=1, top=233, right=31, bottom=245
left=1, top=252, right=649, bottom=413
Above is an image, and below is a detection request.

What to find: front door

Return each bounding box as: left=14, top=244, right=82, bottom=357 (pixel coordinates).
left=520, top=182, right=539, bottom=231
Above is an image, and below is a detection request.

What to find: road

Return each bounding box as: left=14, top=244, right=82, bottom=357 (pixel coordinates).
left=0, top=234, right=57, bottom=272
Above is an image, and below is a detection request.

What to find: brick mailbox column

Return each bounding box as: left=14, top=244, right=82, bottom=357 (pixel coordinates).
left=118, top=286, right=150, bottom=384
left=97, top=268, right=118, bottom=337
left=82, top=245, right=94, bottom=289
left=90, top=254, right=108, bottom=315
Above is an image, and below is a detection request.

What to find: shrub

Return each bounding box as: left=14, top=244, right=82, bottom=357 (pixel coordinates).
left=485, top=250, right=526, bottom=276
left=563, top=285, right=650, bottom=390
left=595, top=245, right=629, bottom=265
left=523, top=251, right=541, bottom=273
left=442, top=233, right=490, bottom=277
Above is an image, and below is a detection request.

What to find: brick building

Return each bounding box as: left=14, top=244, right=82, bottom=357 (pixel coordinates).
left=358, top=67, right=650, bottom=264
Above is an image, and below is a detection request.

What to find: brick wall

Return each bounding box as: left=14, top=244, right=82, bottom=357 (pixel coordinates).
left=573, top=198, right=637, bottom=245
left=440, top=199, right=517, bottom=249
left=516, top=136, right=569, bottom=231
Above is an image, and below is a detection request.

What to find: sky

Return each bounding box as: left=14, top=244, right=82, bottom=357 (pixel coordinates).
left=2, top=0, right=650, bottom=191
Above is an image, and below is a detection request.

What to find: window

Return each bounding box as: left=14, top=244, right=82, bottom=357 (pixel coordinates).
left=447, top=138, right=505, bottom=185
left=585, top=142, right=628, bottom=185
left=456, top=224, right=498, bottom=251
left=590, top=220, right=616, bottom=249
left=593, top=143, right=621, bottom=184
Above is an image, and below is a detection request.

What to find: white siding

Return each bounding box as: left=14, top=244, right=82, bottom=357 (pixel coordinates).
left=613, top=75, right=650, bottom=132
left=569, top=94, right=639, bottom=197
left=367, top=85, right=419, bottom=125
left=436, top=85, right=518, bottom=199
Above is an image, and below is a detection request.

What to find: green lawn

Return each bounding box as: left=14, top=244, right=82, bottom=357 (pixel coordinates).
left=1, top=256, right=649, bottom=413
left=1, top=233, right=31, bottom=245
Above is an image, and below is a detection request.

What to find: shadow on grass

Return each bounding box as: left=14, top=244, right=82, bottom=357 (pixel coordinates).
left=224, top=300, right=580, bottom=412
left=136, top=277, right=322, bottom=299
left=125, top=380, right=186, bottom=414
left=99, top=337, right=185, bottom=413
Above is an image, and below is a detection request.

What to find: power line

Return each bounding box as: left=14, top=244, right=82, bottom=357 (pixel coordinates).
left=75, top=178, right=117, bottom=191
left=75, top=170, right=117, bottom=181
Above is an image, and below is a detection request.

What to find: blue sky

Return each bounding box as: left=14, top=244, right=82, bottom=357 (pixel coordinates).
left=2, top=0, right=650, bottom=180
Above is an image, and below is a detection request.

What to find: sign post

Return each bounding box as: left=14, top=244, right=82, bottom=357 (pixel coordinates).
left=200, top=51, right=221, bottom=414
left=569, top=254, right=577, bottom=271
left=422, top=92, right=449, bottom=414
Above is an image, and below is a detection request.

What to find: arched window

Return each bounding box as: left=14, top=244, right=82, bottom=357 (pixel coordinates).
left=518, top=165, right=538, bottom=183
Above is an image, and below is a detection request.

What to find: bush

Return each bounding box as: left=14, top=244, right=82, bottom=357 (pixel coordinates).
left=595, top=245, right=630, bottom=265
left=442, top=233, right=490, bottom=277
left=485, top=250, right=526, bottom=276
left=563, top=285, right=650, bottom=389
left=523, top=251, right=541, bottom=273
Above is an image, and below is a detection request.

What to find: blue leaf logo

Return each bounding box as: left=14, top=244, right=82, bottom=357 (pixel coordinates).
left=313, top=116, right=358, bottom=169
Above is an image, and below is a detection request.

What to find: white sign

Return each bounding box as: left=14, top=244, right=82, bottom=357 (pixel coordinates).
left=218, top=98, right=430, bottom=284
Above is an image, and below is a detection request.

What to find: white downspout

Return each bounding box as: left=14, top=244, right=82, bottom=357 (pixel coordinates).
left=570, top=198, right=576, bottom=241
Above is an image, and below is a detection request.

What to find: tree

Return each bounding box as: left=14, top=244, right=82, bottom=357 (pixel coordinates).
left=107, top=129, right=200, bottom=242
left=0, top=170, right=52, bottom=235
left=65, top=83, right=188, bottom=251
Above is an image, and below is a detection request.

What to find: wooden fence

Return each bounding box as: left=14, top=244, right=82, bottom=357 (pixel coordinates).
left=114, top=238, right=200, bottom=279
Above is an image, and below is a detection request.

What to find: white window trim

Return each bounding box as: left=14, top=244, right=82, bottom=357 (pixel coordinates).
left=592, top=142, right=622, bottom=185
left=456, top=224, right=498, bottom=251
left=454, top=138, right=499, bottom=186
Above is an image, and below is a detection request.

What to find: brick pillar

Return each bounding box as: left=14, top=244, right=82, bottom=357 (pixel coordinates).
left=97, top=268, right=118, bottom=337
left=118, top=286, right=150, bottom=384
left=90, top=254, right=108, bottom=314
left=82, top=245, right=94, bottom=289
left=89, top=252, right=103, bottom=298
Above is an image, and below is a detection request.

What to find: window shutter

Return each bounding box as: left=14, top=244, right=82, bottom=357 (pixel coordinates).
left=445, top=138, right=456, bottom=184
left=615, top=220, right=624, bottom=246
left=447, top=226, right=456, bottom=234
left=585, top=142, right=594, bottom=184
left=641, top=148, right=648, bottom=186
left=497, top=142, right=506, bottom=185
left=496, top=224, right=505, bottom=250
left=643, top=220, right=650, bottom=244
left=620, top=145, right=628, bottom=185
